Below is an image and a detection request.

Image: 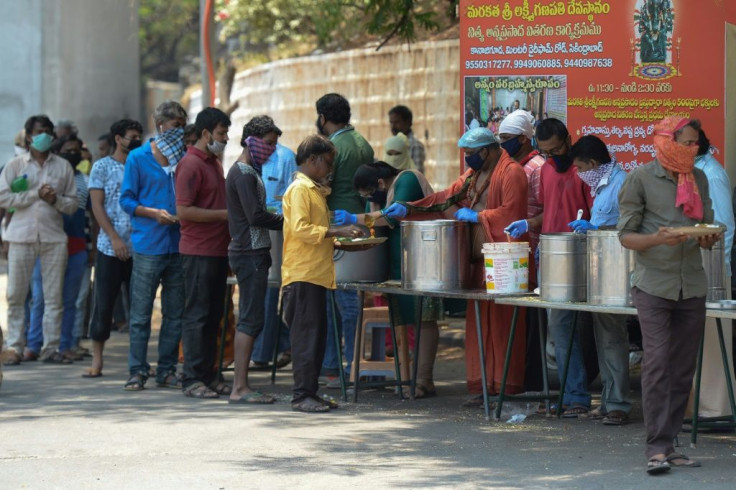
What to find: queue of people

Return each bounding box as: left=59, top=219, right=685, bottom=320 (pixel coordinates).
left=0, top=98, right=732, bottom=474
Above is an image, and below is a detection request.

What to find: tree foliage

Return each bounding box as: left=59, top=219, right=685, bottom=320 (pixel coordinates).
left=139, top=0, right=200, bottom=82
left=217, top=0, right=442, bottom=54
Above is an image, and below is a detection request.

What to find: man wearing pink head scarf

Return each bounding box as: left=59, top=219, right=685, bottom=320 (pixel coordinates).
left=618, top=116, right=721, bottom=474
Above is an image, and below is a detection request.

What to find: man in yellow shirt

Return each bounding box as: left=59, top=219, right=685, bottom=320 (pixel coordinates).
left=281, top=135, right=364, bottom=413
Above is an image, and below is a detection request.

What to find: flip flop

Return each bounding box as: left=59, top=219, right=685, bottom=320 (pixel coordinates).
left=579, top=407, right=605, bottom=420
left=666, top=453, right=701, bottom=468
left=602, top=410, right=629, bottom=426
left=228, top=392, right=276, bottom=404
left=647, top=457, right=671, bottom=475
left=82, top=369, right=103, bottom=378
left=561, top=405, right=589, bottom=418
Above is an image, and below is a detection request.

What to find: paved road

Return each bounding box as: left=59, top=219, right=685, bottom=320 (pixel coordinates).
left=2, top=330, right=736, bottom=489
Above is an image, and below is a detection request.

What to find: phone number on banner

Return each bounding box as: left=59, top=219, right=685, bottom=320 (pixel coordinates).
left=465, top=58, right=613, bottom=70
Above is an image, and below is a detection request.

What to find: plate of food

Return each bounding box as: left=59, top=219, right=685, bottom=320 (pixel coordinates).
left=668, top=224, right=724, bottom=237
left=335, top=237, right=387, bottom=247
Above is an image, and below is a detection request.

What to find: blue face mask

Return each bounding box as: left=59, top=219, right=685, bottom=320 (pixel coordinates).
left=30, top=132, right=54, bottom=153
left=500, top=136, right=522, bottom=157
left=464, top=149, right=485, bottom=171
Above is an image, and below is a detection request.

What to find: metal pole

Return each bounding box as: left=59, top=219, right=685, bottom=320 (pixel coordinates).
left=199, top=0, right=213, bottom=108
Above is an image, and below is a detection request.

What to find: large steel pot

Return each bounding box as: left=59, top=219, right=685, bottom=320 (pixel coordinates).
left=401, top=220, right=472, bottom=290
left=540, top=233, right=587, bottom=302
left=334, top=227, right=389, bottom=283
left=587, top=230, right=635, bottom=306
left=268, top=230, right=283, bottom=284
left=702, top=239, right=729, bottom=301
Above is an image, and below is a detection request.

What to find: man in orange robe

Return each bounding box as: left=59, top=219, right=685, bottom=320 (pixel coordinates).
left=384, top=128, right=529, bottom=403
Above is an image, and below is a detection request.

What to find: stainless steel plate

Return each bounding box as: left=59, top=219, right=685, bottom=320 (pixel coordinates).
left=706, top=300, right=736, bottom=310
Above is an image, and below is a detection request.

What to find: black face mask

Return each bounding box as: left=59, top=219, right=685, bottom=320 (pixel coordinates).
left=126, top=139, right=142, bottom=151
left=552, top=154, right=573, bottom=173
left=316, top=116, right=326, bottom=136
left=60, top=152, right=82, bottom=167
left=368, top=189, right=387, bottom=205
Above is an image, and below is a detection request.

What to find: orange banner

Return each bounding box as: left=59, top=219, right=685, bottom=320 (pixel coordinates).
left=460, top=0, right=729, bottom=171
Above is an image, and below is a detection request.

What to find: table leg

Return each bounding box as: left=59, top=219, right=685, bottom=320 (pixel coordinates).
left=495, top=305, right=519, bottom=420
left=411, top=296, right=423, bottom=400
left=691, top=327, right=705, bottom=447
left=216, top=283, right=233, bottom=380
left=539, top=312, right=550, bottom=415
left=352, top=291, right=365, bottom=403
left=474, top=300, right=490, bottom=421
left=556, top=311, right=578, bottom=419
left=716, top=319, right=736, bottom=425
left=271, top=289, right=284, bottom=385
left=388, top=297, right=404, bottom=400
left=329, top=291, right=347, bottom=402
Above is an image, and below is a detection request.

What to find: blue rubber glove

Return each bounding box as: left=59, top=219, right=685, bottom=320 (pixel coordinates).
left=333, top=209, right=357, bottom=226
left=504, top=219, right=529, bottom=239
left=383, top=202, right=408, bottom=219
left=454, top=207, right=479, bottom=223
left=567, top=219, right=598, bottom=233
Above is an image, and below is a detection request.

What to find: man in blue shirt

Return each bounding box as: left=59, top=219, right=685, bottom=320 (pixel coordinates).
left=566, top=135, right=631, bottom=425
left=239, top=116, right=297, bottom=369
left=119, top=101, right=187, bottom=391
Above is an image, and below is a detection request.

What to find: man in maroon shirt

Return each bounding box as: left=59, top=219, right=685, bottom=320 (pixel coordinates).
left=175, top=107, right=232, bottom=399
left=534, top=118, right=593, bottom=417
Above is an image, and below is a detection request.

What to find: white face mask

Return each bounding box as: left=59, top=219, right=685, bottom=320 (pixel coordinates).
left=207, top=139, right=227, bottom=155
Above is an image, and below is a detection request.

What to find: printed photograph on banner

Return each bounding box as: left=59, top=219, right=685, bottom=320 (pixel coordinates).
left=463, top=75, right=567, bottom=135
left=633, top=0, right=679, bottom=79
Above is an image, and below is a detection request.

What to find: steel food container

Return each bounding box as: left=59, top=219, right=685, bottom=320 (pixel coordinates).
left=540, top=232, right=587, bottom=302
left=268, top=230, right=283, bottom=284
left=334, top=227, right=389, bottom=283
left=587, top=230, right=635, bottom=306
left=401, top=220, right=472, bottom=290
left=702, top=238, right=729, bottom=301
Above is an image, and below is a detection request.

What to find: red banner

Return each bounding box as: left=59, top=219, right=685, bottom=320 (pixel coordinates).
left=459, top=0, right=729, bottom=171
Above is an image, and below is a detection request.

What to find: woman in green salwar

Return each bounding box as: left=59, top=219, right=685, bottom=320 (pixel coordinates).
left=333, top=142, right=441, bottom=397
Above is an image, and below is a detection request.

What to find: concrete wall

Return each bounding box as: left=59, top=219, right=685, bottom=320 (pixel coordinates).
left=0, top=0, right=140, bottom=162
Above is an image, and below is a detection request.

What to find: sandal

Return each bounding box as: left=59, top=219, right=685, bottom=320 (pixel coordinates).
left=647, top=457, right=671, bottom=475
left=292, top=397, right=330, bottom=413
left=579, top=407, right=605, bottom=420
left=156, top=372, right=182, bottom=389
left=602, top=410, right=629, bottom=426
left=82, top=369, right=103, bottom=378
left=124, top=373, right=146, bottom=391
left=666, top=453, right=701, bottom=468
left=275, top=352, right=292, bottom=369
left=228, top=392, right=276, bottom=404
left=209, top=380, right=232, bottom=395
left=561, top=405, right=589, bottom=418
left=183, top=382, right=219, bottom=399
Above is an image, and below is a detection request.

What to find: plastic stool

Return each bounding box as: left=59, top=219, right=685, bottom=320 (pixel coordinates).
left=350, top=307, right=410, bottom=384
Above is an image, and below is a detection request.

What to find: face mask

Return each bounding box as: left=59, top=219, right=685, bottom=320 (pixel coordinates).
left=207, top=138, right=227, bottom=155
left=500, top=136, right=522, bottom=157
left=464, top=149, right=485, bottom=171
left=60, top=152, right=82, bottom=167
left=316, top=116, right=326, bottom=136
left=30, top=132, right=54, bottom=153
left=155, top=127, right=186, bottom=167
left=368, top=189, right=387, bottom=205
left=126, top=139, right=142, bottom=152
left=551, top=154, right=573, bottom=173
left=14, top=145, right=27, bottom=156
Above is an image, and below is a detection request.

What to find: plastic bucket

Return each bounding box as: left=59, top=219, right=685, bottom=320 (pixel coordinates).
left=482, top=242, right=530, bottom=293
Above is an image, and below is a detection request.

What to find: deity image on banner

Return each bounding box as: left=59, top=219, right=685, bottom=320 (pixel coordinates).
left=631, top=0, right=681, bottom=79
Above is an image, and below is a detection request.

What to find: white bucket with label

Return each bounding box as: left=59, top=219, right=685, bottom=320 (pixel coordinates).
left=482, top=242, right=530, bottom=293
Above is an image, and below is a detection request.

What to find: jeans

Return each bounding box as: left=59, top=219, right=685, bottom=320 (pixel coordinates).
left=592, top=312, right=631, bottom=413
left=73, top=264, right=92, bottom=341
left=27, top=259, right=43, bottom=353
left=180, top=254, right=228, bottom=389
left=229, top=253, right=269, bottom=337
left=252, top=287, right=291, bottom=363
left=128, top=252, right=184, bottom=381
left=323, top=289, right=359, bottom=375
left=25, top=252, right=87, bottom=352
left=548, top=308, right=590, bottom=407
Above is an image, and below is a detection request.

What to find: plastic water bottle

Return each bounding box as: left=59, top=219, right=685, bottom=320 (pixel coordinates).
left=8, top=174, right=28, bottom=213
